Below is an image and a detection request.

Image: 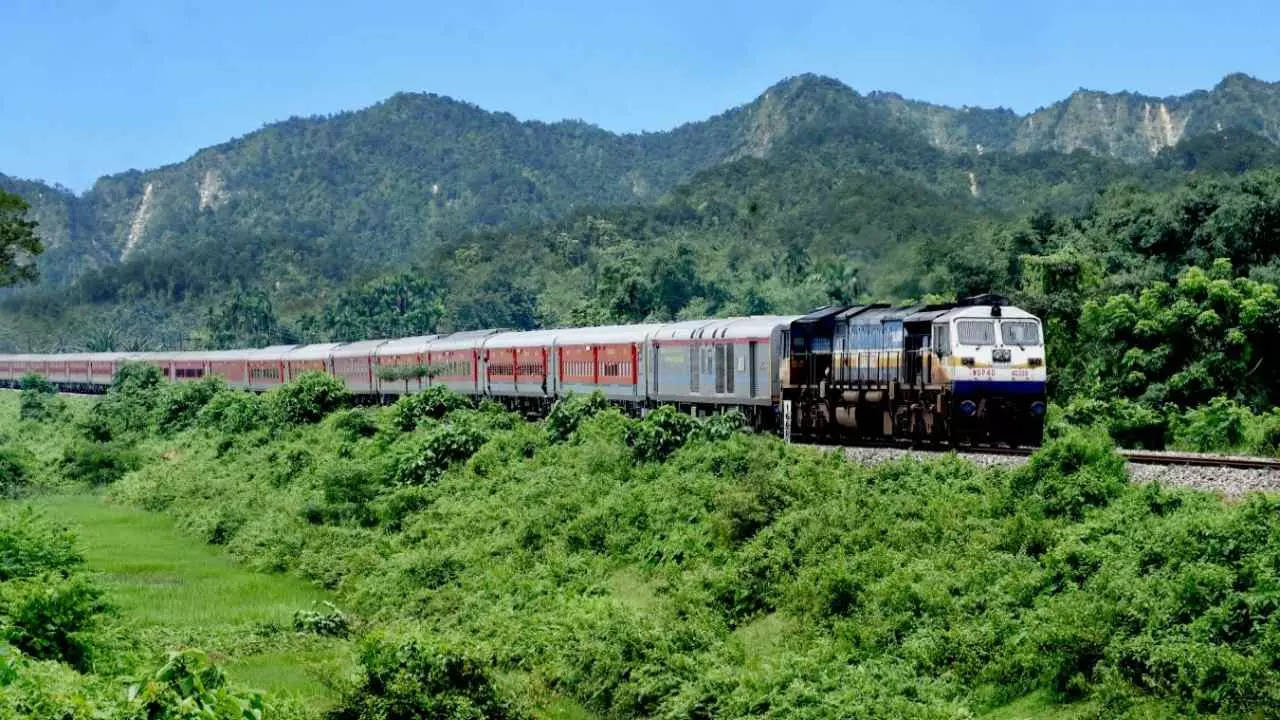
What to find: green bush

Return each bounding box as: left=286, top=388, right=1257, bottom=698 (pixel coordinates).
left=328, top=408, right=379, bottom=441
left=18, top=374, right=64, bottom=423
left=627, top=405, right=698, bottom=462
left=293, top=601, right=351, bottom=638
left=1011, top=428, right=1127, bottom=520
left=0, top=507, right=82, bottom=581
left=1169, top=396, right=1257, bottom=453
left=391, top=423, right=489, bottom=485
left=698, top=409, right=748, bottom=442
left=128, top=649, right=275, bottom=719
left=390, top=385, right=470, bottom=432
left=0, top=445, right=36, bottom=498
left=89, top=362, right=167, bottom=439
left=545, top=391, right=609, bottom=442
left=0, top=573, right=107, bottom=670
left=58, top=441, right=141, bottom=486
left=197, top=389, right=269, bottom=435
left=1060, top=396, right=1167, bottom=449
left=269, top=372, right=353, bottom=425
left=154, top=376, right=226, bottom=433
left=329, top=633, right=527, bottom=720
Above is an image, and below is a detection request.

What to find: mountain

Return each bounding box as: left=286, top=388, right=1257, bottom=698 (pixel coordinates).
left=4, top=72, right=1280, bottom=351
left=6, top=72, right=1280, bottom=286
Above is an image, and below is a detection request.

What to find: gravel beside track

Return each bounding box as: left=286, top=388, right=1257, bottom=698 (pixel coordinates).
left=834, top=445, right=1280, bottom=497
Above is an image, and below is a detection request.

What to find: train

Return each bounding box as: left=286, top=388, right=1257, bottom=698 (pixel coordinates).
left=0, top=294, right=1047, bottom=445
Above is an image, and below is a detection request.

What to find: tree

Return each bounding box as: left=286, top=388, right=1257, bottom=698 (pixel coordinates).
left=0, top=190, right=42, bottom=287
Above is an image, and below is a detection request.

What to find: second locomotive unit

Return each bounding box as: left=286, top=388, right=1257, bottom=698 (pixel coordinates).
left=782, top=295, right=1046, bottom=446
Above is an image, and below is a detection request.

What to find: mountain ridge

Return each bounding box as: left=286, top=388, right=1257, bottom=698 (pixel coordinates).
left=4, top=72, right=1280, bottom=286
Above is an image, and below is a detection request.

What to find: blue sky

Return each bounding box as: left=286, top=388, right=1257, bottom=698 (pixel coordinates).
left=3, top=0, right=1278, bottom=191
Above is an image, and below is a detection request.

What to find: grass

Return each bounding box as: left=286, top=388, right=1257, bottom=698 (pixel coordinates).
left=8, top=492, right=352, bottom=712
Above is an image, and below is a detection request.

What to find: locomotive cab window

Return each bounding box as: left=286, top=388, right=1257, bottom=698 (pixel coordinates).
left=1000, top=320, right=1042, bottom=346
left=932, top=324, right=950, bottom=357
left=956, top=320, right=995, bottom=346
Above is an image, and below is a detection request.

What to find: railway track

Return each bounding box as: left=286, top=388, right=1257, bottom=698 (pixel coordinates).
left=817, top=440, right=1280, bottom=471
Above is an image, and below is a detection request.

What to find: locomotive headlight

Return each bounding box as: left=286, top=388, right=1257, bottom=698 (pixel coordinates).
left=961, top=357, right=975, bottom=367
left=1029, top=357, right=1043, bottom=367
left=1030, top=401, right=1046, bottom=417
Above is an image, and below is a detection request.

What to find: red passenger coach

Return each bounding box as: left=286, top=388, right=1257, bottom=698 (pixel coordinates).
left=421, top=330, right=497, bottom=397
left=553, top=325, right=659, bottom=403
left=244, top=346, right=296, bottom=391
left=375, top=336, right=437, bottom=396
left=331, top=340, right=388, bottom=395
left=330, top=338, right=384, bottom=392
left=483, top=330, right=557, bottom=403
left=207, top=351, right=249, bottom=388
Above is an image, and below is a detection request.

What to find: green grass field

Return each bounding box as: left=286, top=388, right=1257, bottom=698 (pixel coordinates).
left=8, top=492, right=352, bottom=713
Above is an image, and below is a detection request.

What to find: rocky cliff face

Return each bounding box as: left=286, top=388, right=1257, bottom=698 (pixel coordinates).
left=5, top=73, right=1280, bottom=284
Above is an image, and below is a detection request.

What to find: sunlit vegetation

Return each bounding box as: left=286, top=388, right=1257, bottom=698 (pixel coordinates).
left=5, top=364, right=1280, bottom=717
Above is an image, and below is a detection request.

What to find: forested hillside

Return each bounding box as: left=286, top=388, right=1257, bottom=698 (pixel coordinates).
left=4, top=73, right=1280, bottom=352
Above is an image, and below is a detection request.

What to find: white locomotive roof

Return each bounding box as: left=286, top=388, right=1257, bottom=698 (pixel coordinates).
left=942, top=304, right=1038, bottom=321
left=375, top=335, right=439, bottom=356
left=330, top=339, right=390, bottom=358
left=285, top=343, right=346, bottom=361
left=484, top=329, right=561, bottom=350
left=551, top=324, right=663, bottom=346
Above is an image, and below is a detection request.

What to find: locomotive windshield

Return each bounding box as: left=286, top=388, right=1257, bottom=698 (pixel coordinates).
left=956, top=320, right=996, bottom=346
left=1000, top=320, right=1041, bottom=346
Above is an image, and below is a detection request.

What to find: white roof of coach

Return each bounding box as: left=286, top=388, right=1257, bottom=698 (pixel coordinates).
left=424, top=330, right=500, bottom=353
left=375, top=335, right=439, bottom=357
left=483, top=329, right=561, bottom=350
left=285, top=343, right=345, bottom=361
left=551, top=324, right=663, bottom=346
left=649, top=320, right=716, bottom=341
left=241, top=345, right=299, bottom=361
left=714, top=315, right=803, bottom=340
left=330, top=339, right=390, bottom=359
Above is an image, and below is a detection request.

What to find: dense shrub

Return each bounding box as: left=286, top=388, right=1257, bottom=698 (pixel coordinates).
left=391, top=423, right=489, bottom=485
left=1010, top=428, right=1127, bottom=519
left=269, top=372, right=353, bottom=425
left=329, top=634, right=527, bottom=720
left=18, top=373, right=63, bottom=423
left=0, top=574, right=107, bottom=670
left=627, top=405, right=698, bottom=461
left=0, top=507, right=82, bottom=581
left=293, top=601, right=350, bottom=638
left=197, top=389, right=269, bottom=435
left=328, top=408, right=379, bottom=441
left=545, top=391, right=609, bottom=442
left=154, top=376, right=226, bottom=433
left=58, top=441, right=141, bottom=486
left=128, top=649, right=274, bottom=719
left=390, top=386, right=471, bottom=432
left=0, top=445, right=36, bottom=497
left=1059, top=396, right=1167, bottom=449
left=1170, top=395, right=1262, bottom=453
left=698, top=409, right=748, bottom=442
